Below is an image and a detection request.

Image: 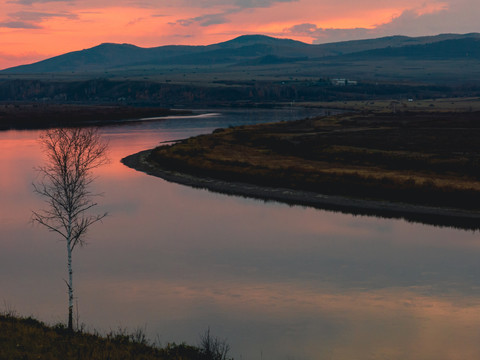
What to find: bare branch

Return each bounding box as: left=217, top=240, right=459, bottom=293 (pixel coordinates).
left=32, top=127, right=108, bottom=332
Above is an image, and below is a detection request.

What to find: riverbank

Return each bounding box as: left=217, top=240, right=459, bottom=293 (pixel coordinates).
left=0, top=313, right=208, bottom=360
left=122, top=110, right=480, bottom=229
left=0, top=103, right=191, bottom=130
left=122, top=148, right=480, bottom=230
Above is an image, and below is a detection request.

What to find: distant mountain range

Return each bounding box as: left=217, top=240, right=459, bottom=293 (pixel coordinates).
left=3, top=33, right=480, bottom=74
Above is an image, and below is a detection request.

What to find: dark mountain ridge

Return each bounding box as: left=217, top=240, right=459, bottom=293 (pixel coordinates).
left=2, top=33, right=480, bottom=74
left=334, top=37, right=480, bottom=61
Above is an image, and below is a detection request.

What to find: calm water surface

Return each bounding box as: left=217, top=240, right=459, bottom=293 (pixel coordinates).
left=1, top=108, right=480, bottom=360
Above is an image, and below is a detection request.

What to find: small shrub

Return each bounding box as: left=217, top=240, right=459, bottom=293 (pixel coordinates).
left=199, top=328, right=231, bottom=360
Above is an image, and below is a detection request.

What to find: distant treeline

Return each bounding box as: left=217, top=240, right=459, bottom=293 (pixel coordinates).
left=0, top=78, right=477, bottom=106
left=0, top=103, right=191, bottom=130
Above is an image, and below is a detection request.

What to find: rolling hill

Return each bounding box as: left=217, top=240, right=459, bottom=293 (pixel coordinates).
left=2, top=33, right=480, bottom=74
left=2, top=33, right=480, bottom=104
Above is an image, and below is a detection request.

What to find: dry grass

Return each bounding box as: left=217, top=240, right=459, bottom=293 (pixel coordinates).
left=0, top=313, right=208, bottom=360
left=151, top=111, right=480, bottom=210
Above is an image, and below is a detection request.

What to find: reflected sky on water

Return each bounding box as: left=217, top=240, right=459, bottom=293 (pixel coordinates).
left=1, top=108, right=480, bottom=360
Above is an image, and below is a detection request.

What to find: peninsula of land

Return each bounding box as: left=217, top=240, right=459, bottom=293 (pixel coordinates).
left=122, top=110, right=480, bottom=229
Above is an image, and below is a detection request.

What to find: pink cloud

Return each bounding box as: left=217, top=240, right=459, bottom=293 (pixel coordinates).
left=282, top=1, right=478, bottom=44
left=0, top=20, right=42, bottom=29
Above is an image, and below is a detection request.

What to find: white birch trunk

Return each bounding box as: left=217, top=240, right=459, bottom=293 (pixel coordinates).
left=67, top=220, right=73, bottom=332
left=32, top=128, right=108, bottom=332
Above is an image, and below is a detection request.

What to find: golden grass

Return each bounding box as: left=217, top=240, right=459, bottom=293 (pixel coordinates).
left=151, top=111, right=480, bottom=210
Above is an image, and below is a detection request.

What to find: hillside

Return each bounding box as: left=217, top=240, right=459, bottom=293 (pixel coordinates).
left=2, top=33, right=480, bottom=75
left=3, top=33, right=480, bottom=104
left=336, top=37, right=480, bottom=60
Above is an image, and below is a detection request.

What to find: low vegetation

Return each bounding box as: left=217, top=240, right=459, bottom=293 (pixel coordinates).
left=0, top=313, right=230, bottom=360
left=150, top=111, right=480, bottom=211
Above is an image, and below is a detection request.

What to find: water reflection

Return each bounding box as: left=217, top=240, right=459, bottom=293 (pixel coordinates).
left=1, top=109, right=480, bottom=360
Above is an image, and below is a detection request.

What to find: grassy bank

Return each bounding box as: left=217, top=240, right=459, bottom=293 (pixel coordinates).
left=0, top=103, right=191, bottom=130
left=0, top=313, right=227, bottom=360
left=148, top=111, right=480, bottom=212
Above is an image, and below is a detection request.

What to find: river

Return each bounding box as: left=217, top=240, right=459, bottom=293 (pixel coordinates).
left=1, top=107, right=480, bottom=360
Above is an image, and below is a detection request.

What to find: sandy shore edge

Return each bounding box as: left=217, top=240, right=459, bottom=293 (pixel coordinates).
left=122, top=149, right=480, bottom=230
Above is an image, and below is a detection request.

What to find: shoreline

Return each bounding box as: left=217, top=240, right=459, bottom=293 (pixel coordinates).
left=122, top=149, right=480, bottom=231
left=0, top=103, right=192, bottom=130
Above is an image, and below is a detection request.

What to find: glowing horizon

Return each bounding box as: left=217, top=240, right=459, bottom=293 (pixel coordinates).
left=0, top=0, right=479, bottom=70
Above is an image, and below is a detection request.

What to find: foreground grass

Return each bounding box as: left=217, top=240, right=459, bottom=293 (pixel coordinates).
left=0, top=314, right=211, bottom=360
left=150, top=111, right=480, bottom=211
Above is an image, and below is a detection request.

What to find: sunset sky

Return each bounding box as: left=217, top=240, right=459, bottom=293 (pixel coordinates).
left=1, top=0, right=479, bottom=70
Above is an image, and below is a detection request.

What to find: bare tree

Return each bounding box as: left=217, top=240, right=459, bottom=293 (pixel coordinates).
left=32, top=127, right=108, bottom=332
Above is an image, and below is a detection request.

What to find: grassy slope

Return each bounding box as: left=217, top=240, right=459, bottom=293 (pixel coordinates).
left=0, top=314, right=205, bottom=360
left=150, top=111, right=480, bottom=211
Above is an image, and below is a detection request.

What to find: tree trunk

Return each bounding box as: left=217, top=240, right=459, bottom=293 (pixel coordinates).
left=67, top=238, right=73, bottom=332
left=32, top=128, right=108, bottom=334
